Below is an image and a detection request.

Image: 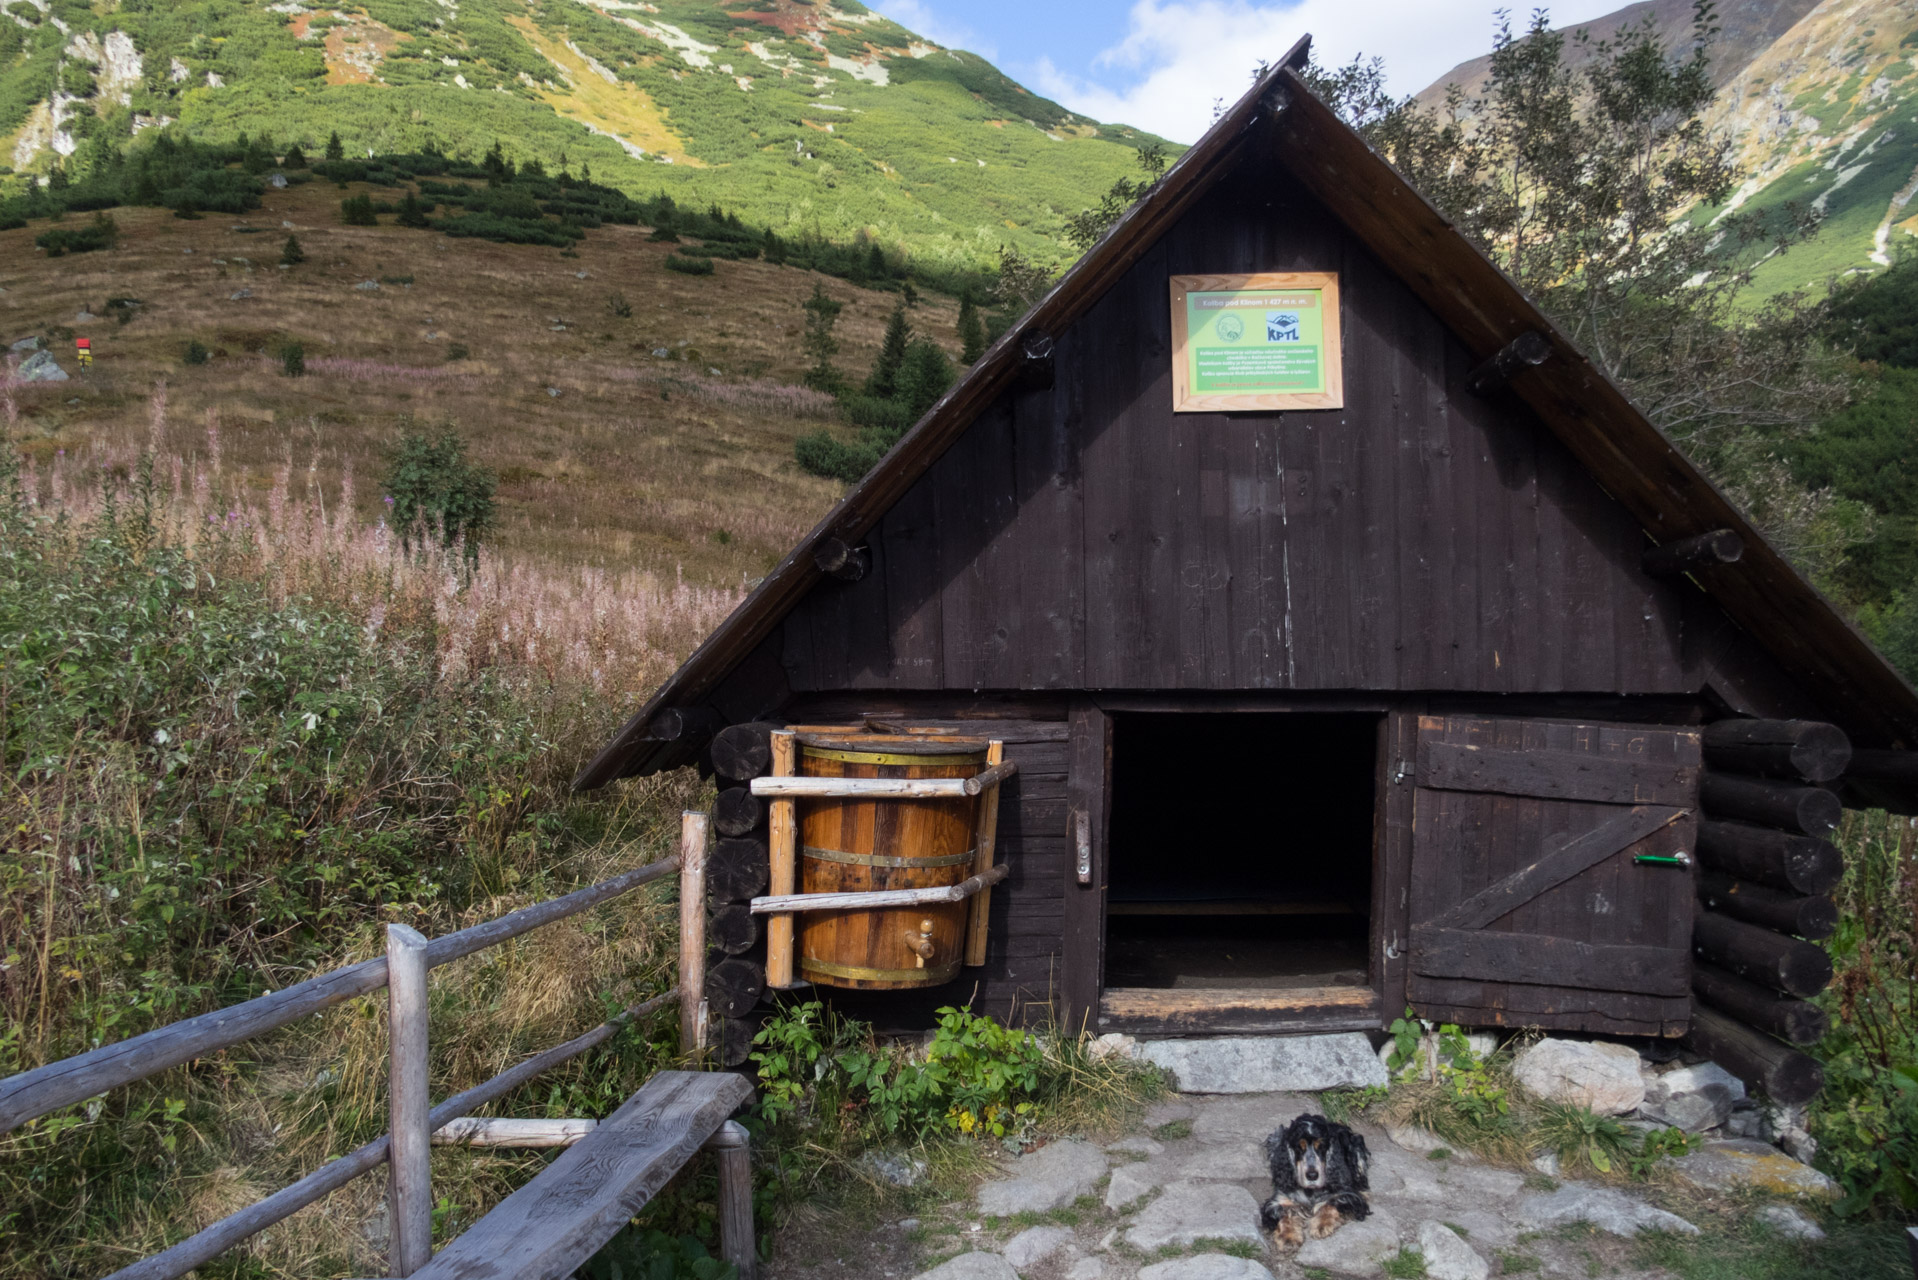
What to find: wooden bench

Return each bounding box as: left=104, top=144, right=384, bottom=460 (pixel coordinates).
left=412, top=1070, right=756, bottom=1280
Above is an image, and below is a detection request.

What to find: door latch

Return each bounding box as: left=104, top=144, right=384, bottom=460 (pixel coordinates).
left=1075, top=810, right=1093, bottom=884
left=1633, top=851, right=1692, bottom=868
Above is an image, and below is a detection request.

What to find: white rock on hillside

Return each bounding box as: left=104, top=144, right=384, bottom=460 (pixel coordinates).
left=1511, top=1038, right=1645, bottom=1114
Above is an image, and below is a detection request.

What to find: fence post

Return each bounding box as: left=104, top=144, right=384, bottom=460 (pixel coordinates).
left=678, top=810, right=710, bottom=1060
left=707, top=1120, right=756, bottom=1280
left=385, top=923, right=433, bottom=1277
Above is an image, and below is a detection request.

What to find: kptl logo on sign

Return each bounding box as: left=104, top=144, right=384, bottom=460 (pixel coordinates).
left=1168, top=272, right=1343, bottom=412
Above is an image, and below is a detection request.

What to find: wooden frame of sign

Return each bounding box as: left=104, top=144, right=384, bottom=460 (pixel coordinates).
left=1169, top=271, right=1343, bottom=412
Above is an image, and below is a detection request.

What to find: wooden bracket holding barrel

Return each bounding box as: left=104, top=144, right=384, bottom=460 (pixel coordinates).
left=748, top=730, right=1015, bottom=990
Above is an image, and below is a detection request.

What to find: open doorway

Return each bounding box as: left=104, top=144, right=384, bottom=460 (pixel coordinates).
left=1104, top=712, right=1380, bottom=992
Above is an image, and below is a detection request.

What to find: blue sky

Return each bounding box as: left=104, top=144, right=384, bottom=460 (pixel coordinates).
left=876, top=0, right=1630, bottom=143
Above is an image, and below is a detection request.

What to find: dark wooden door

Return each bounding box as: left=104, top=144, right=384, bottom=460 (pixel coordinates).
left=1407, top=716, right=1700, bottom=1037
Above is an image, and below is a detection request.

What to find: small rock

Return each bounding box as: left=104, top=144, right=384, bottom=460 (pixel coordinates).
left=575, top=270, right=589, bottom=278
left=282, top=220, right=296, bottom=228
left=1294, top=1204, right=1402, bottom=1272
left=1669, top=1139, right=1840, bottom=1199
left=1140, top=1033, right=1388, bottom=1093
left=862, top=1149, right=927, bottom=1188
left=1097, top=1227, right=1118, bottom=1251
left=1090, top=1033, right=1140, bottom=1063
left=1367, top=1146, right=1444, bottom=1199
left=652, top=346, right=671, bottom=357
left=1512, top=1039, right=1645, bottom=1115
left=1104, top=1161, right=1163, bottom=1211
left=268, top=172, right=288, bottom=188
left=10, top=337, right=41, bottom=352
left=911, top=1253, right=1018, bottom=1280
left=1780, top=1126, right=1818, bottom=1164
left=1123, top=1181, right=1263, bottom=1251
left=1755, top=1203, right=1825, bottom=1240
left=1065, top=1259, right=1108, bottom=1280
left=278, top=263, right=291, bottom=270
left=1515, top=1184, right=1698, bottom=1236
left=1638, top=1061, right=1746, bottom=1132
left=1004, top=1226, right=1076, bottom=1270
left=1178, top=1141, right=1267, bottom=1180
left=1434, top=1209, right=1518, bottom=1251
left=546, top=387, right=562, bottom=398
left=182, top=247, right=194, bottom=254
left=977, top=1139, right=1107, bottom=1217
left=708, top=365, right=722, bottom=376
left=1137, top=1255, right=1275, bottom=1280
left=355, top=280, right=380, bottom=291
left=1386, top=1124, right=1448, bottom=1154
left=898, top=1218, right=921, bottom=1231
left=1417, top=1220, right=1489, bottom=1280
left=1530, top=1152, right=1561, bottom=1177
left=1106, top=1135, right=1163, bottom=1157
left=1144, top=1100, right=1195, bottom=1127
left=1438, top=1164, right=1524, bottom=1198
left=1723, top=1106, right=1765, bottom=1140
left=74, top=311, right=95, bottom=323
left=17, top=350, right=68, bottom=382
left=228, top=289, right=252, bottom=301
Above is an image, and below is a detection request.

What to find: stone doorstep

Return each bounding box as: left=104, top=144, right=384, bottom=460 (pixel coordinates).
left=1137, top=1033, right=1390, bottom=1094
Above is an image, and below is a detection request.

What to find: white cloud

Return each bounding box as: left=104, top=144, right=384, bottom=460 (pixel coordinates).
left=879, top=0, right=996, bottom=59
left=1030, top=0, right=1623, bottom=143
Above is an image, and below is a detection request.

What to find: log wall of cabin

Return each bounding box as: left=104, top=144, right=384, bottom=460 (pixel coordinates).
left=774, top=161, right=1812, bottom=715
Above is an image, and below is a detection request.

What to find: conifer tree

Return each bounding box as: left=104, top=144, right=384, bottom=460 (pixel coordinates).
left=957, top=291, right=986, bottom=363
left=801, top=283, right=845, bottom=394
left=280, top=233, right=305, bottom=266
left=865, top=302, right=911, bottom=399
left=325, top=130, right=344, bottom=161
left=397, top=191, right=431, bottom=228
left=283, top=142, right=308, bottom=169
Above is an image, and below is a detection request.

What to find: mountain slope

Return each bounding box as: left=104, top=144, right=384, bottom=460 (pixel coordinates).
left=1416, top=0, right=1918, bottom=299
left=0, top=0, right=1167, bottom=272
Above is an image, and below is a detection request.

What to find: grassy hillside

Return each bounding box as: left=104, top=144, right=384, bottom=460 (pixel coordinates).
left=0, top=0, right=1170, bottom=274
left=0, top=170, right=950, bottom=593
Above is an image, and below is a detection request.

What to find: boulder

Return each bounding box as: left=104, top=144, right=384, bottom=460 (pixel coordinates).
left=1122, top=1181, right=1264, bottom=1251
left=1437, top=1164, right=1525, bottom=1199
left=1137, top=1256, right=1275, bottom=1280
left=1177, top=1140, right=1268, bottom=1180
left=1003, top=1225, right=1076, bottom=1270
left=1417, top=1220, right=1490, bottom=1280
left=1432, top=1209, right=1519, bottom=1251
left=861, top=1149, right=927, bottom=1187
left=1141, top=1034, right=1388, bottom=1093
left=1294, top=1204, right=1403, bottom=1272
left=74, top=310, right=95, bottom=323
left=1384, top=1124, right=1449, bottom=1155
left=1638, top=1062, right=1746, bottom=1132
left=17, top=351, right=68, bottom=382
left=977, top=1139, right=1107, bottom=1217
left=355, top=279, right=380, bottom=291
left=1668, top=1139, right=1840, bottom=1199
left=10, top=336, right=41, bottom=352
left=1755, top=1203, right=1826, bottom=1240
left=1515, top=1185, right=1698, bottom=1236
left=912, top=1253, right=1019, bottom=1280
left=1106, top=1135, right=1164, bottom=1157
left=1089, top=1032, right=1138, bottom=1061
left=1511, top=1039, right=1645, bottom=1115
left=1065, top=1259, right=1108, bottom=1280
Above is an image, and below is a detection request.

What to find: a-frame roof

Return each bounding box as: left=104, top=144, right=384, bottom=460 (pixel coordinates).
left=575, top=36, right=1918, bottom=789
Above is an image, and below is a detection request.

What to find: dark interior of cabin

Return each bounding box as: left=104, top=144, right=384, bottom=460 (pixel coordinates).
left=1104, top=712, right=1378, bottom=990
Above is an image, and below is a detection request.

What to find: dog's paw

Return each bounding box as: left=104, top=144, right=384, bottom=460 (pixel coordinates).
left=1272, top=1213, right=1306, bottom=1250
left=1308, top=1203, right=1344, bottom=1239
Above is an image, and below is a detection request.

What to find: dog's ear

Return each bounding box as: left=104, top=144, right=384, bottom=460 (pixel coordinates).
left=1339, top=1129, right=1371, bottom=1191
left=1265, top=1128, right=1299, bottom=1191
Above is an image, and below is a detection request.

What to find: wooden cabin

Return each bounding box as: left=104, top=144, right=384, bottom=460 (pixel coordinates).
left=577, top=40, right=1918, bottom=1103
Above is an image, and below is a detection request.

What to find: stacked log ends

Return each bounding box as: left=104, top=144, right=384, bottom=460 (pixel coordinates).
left=712, top=722, right=783, bottom=783
left=1697, top=821, right=1841, bottom=896
left=1690, top=719, right=1846, bottom=1106
left=1683, top=1006, right=1824, bottom=1106
left=1702, top=719, right=1851, bottom=783
left=1693, top=911, right=1833, bottom=999
left=709, top=838, right=772, bottom=901
left=717, top=1011, right=757, bottom=1069
left=711, top=902, right=760, bottom=956
left=1697, top=871, right=1836, bottom=940
left=1701, top=773, right=1841, bottom=837
left=714, top=787, right=765, bottom=838
left=705, top=958, right=766, bottom=1020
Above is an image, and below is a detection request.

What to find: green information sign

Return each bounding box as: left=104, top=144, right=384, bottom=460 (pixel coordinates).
left=1169, top=272, right=1343, bottom=411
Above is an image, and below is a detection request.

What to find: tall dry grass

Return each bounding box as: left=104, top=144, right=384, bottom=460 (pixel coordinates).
left=0, top=378, right=730, bottom=1277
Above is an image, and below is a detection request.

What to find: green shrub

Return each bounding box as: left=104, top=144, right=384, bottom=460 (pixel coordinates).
left=958, top=291, right=986, bottom=363
left=607, top=292, right=633, bottom=319
left=34, top=212, right=117, bottom=256
left=445, top=342, right=470, bottom=362
left=340, top=193, right=378, bottom=225
left=280, top=343, right=305, bottom=377
left=182, top=339, right=210, bottom=365
left=396, top=190, right=432, bottom=228
left=279, top=233, right=305, bottom=265
left=382, top=429, right=498, bottom=560
left=663, top=253, right=714, bottom=276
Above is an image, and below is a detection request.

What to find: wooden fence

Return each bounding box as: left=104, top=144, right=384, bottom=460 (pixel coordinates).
left=0, top=812, right=745, bottom=1280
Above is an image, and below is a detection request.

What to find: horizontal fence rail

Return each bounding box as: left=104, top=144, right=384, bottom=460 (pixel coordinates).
left=0, top=855, right=680, bottom=1136
left=102, top=990, right=679, bottom=1280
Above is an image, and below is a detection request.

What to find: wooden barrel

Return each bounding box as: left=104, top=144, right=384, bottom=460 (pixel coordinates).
left=796, top=733, right=988, bottom=989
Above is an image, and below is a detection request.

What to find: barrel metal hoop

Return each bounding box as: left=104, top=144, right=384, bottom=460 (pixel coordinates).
left=799, top=746, right=986, bottom=767
left=801, top=957, right=962, bottom=985
left=801, top=845, right=977, bottom=869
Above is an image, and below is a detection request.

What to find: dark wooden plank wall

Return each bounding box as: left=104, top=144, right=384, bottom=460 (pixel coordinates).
left=780, top=162, right=1803, bottom=706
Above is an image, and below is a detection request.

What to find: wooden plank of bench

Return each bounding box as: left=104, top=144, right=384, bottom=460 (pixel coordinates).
left=414, top=1070, right=753, bottom=1280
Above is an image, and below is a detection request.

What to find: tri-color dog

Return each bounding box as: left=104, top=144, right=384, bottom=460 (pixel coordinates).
left=1258, top=1113, right=1372, bottom=1247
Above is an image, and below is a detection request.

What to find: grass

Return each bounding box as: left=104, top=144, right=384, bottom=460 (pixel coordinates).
left=1153, top=1119, right=1193, bottom=1141
left=0, top=178, right=947, bottom=597
left=1380, top=1247, right=1428, bottom=1278
left=1631, top=1215, right=1912, bottom=1280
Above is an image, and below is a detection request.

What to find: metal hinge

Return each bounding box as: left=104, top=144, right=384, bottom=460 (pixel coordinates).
left=1393, top=759, right=1415, bottom=784
left=1075, top=810, right=1093, bottom=884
